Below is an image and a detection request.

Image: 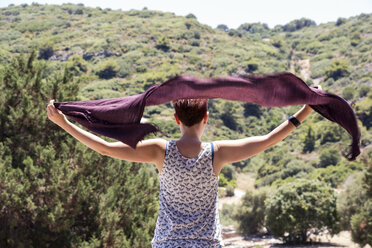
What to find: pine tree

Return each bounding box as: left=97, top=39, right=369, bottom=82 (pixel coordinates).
left=0, top=52, right=159, bottom=247
left=302, top=126, right=315, bottom=153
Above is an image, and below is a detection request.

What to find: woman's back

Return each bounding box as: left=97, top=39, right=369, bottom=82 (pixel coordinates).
left=151, top=140, right=222, bottom=248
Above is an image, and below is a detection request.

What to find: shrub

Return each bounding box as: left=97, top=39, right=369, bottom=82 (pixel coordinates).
left=350, top=31, right=361, bottom=47
left=242, top=59, right=259, bottom=73
left=325, top=59, right=351, bottom=80
left=117, top=60, right=131, bottom=78
left=337, top=172, right=367, bottom=229
left=216, top=24, right=229, bottom=32
left=302, top=126, right=315, bottom=153
left=283, top=18, right=316, bottom=32
left=310, top=165, right=350, bottom=187
left=305, top=41, right=323, bottom=54
left=359, top=85, right=371, bottom=98
left=350, top=201, right=372, bottom=247
left=243, top=103, right=261, bottom=118
left=318, top=121, right=343, bottom=145
left=220, top=102, right=241, bottom=131
left=67, top=54, right=88, bottom=75
left=155, top=36, right=170, bottom=52
left=226, top=184, right=235, bottom=197
left=238, top=23, right=270, bottom=34
left=336, top=17, right=347, bottom=26
left=342, top=85, right=355, bottom=100
left=38, top=40, right=54, bottom=60
left=220, top=164, right=236, bottom=181
left=218, top=173, right=229, bottom=187
left=319, top=147, right=340, bottom=167
left=311, top=59, right=331, bottom=78
left=95, top=59, right=119, bottom=79
left=265, top=179, right=339, bottom=243
left=355, top=94, right=372, bottom=129
left=185, top=13, right=196, bottom=19
left=338, top=154, right=372, bottom=246
left=189, top=39, right=200, bottom=47
left=233, top=188, right=267, bottom=235
left=227, top=29, right=242, bottom=38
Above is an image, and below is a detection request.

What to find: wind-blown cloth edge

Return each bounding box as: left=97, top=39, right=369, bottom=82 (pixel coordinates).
left=54, top=72, right=361, bottom=161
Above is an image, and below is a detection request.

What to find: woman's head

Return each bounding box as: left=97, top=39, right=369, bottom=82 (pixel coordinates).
left=172, top=99, right=208, bottom=126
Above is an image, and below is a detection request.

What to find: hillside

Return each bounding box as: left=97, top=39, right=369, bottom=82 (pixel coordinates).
left=0, top=3, right=372, bottom=246
left=1, top=0, right=372, bottom=202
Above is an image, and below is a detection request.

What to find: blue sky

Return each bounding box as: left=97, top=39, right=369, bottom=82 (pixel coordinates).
left=1, top=0, right=371, bottom=28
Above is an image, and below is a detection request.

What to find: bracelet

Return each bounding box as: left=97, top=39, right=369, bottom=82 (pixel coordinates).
left=288, top=115, right=301, bottom=127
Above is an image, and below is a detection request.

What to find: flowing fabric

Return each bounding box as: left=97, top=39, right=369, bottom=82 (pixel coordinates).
left=54, top=73, right=361, bottom=160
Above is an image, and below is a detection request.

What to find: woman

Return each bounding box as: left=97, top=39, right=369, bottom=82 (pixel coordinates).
left=47, top=92, right=317, bottom=247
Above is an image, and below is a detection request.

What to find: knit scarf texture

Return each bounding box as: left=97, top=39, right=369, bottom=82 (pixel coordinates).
left=54, top=73, right=361, bottom=161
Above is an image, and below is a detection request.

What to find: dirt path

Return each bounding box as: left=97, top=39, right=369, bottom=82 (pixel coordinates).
left=218, top=173, right=255, bottom=210
left=298, top=59, right=311, bottom=81
left=221, top=227, right=361, bottom=248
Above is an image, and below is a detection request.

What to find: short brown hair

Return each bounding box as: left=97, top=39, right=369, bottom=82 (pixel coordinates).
left=172, top=99, right=208, bottom=126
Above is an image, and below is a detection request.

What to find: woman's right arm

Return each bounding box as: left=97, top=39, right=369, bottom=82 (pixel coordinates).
left=46, top=100, right=166, bottom=168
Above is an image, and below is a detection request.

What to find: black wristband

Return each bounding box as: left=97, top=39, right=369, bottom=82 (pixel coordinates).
left=288, top=115, right=301, bottom=127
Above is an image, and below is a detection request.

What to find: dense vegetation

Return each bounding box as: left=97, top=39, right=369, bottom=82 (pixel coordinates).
left=0, top=3, right=371, bottom=246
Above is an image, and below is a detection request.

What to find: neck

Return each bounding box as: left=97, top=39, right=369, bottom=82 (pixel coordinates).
left=179, top=123, right=204, bottom=142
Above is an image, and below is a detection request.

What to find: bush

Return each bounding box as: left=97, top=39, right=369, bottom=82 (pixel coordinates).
left=310, top=165, right=350, bottom=187
left=226, top=184, right=235, bottom=197
left=350, top=201, right=372, bottom=246
left=155, top=36, right=170, bottom=51
left=319, top=147, right=340, bottom=167
left=342, top=85, right=355, bottom=100
left=337, top=172, right=367, bottom=229
left=220, top=164, right=236, bottom=181
left=243, top=103, right=261, bottom=118
left=38, top=40, right=54, bottom=60
left=265, top=179, right=339, bottom=243
left=325, top=59, right=351, bottom=80
left=359, top=85, right=370, bottom=97
left=218, top=173, right=229, bottom=187
left=67, top=54, right=88, bottom=75
left=350, top=31, right=361, bottom=47
left=185, top=13, right=196, bottom=19
left=336, top=17, right=347, bottom=26
left=95, top=59, right=119, bottom=79
left=318, top=121, right=343, bottom=145
left=233, top=189, right=267, bottom=235
left=220, top=102, right=241, bottom=131
left=302, top=126, right=315, bottom=153
left=242, top=59, right=259, bottom=73
left=216, top=24, right=229, bottom=32
left=283, top=18, right=316, bottom=32
left=338, top=154, right=372, bottom=246
left=355, top=94, right=372, bottom=129
left=117, top=60, right=131, bottom=78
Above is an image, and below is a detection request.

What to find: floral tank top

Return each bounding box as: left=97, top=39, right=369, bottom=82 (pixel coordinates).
left=151, top=140, right=222, bottom=248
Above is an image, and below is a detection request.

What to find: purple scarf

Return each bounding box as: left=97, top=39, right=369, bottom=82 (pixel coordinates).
left=54, top=73, right=361, bottom=161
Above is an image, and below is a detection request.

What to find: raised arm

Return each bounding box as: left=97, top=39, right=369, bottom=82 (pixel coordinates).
left=213, top=104, right=313, bottom=175
left=46, top=100, right=166, bottom=169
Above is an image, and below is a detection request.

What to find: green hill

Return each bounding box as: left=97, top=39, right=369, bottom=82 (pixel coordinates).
left=0, top=3, right=371, bottom=246
left=1, top=0, right=372, bottom=191
left=1, top=1, right=372, bottom=193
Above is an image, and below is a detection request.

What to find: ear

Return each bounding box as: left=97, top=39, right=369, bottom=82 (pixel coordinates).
left=174, top=113, right=181, bottom=125
left=203, top=111, right=209, bottom=124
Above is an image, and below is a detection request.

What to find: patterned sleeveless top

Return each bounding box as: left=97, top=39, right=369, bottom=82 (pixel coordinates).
left=151, top=140, right=222, bottom=248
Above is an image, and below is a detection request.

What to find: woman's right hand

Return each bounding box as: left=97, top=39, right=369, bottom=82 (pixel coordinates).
left=46, top=100, right=67, bottom=126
